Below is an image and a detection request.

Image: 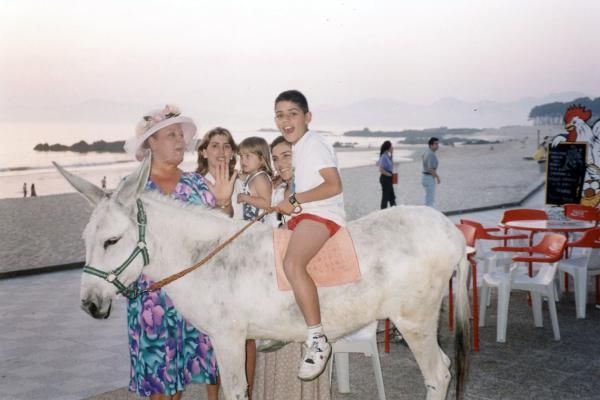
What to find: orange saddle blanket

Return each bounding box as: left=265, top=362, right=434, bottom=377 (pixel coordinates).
left=272, top=228, right=362, bottom=291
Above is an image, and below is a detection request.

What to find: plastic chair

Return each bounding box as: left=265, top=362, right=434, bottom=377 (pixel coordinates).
left=331, top=321, right=386, bottom=400
left=563, top=203, right=600, bottom=225
left=499, top=208, right=549, bottom=226
left=479, top=233, right=567, bottom=342
left=460, top=219, right=528, bottom=276
left=558, top=227, right=600, bottom=319
left=499, top=208, right=548, bottom=245
left=449, top=224, right=480, bottom=351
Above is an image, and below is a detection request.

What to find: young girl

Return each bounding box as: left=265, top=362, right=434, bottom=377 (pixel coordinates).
left=273, top=90, right=345, bottom=381
left=237, top=137, right=273, bottom=222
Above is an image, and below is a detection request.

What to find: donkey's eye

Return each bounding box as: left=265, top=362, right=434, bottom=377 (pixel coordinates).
left=103, top=237, right=121, bottom=250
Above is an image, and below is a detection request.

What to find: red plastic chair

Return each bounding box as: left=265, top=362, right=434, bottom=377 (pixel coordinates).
left=499, top=208, right=549, bottom=226
left=499, top=208, right=548, bottom=244
left=559, top=227, right=600, bottom=318
left=460, top=219, right=528, bottom=244
left=448, top=224, right=480, bottom=351
left=562, top=204, right=599, bottom=289
left=492, top=233, right=566, bottom=264
left=564, top=203, right=599, bottom=225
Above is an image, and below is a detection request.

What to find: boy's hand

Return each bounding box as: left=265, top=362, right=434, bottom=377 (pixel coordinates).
left=275, top=199, right=294, bottom=215
left=237, top=193, right=249, bottom=204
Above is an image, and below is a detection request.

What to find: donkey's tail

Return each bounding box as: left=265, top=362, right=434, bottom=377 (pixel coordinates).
left=454, top=252, right=471, bottom=400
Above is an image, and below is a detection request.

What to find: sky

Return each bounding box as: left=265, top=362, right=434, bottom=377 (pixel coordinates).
left=1, top=0, right=600, bottom=128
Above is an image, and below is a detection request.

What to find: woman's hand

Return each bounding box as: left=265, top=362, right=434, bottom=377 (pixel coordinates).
left=206, top=160, right=237, bottom=207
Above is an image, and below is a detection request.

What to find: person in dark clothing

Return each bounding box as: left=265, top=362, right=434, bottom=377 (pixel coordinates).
left=30, top=183, right=37, bottom=197
left=377, top=140, right=396, bottom=209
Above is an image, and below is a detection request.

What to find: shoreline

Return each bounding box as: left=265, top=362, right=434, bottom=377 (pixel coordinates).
left=0, top=124, right=560, bottom=200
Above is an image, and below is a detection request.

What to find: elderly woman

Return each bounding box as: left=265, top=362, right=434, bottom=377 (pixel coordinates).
left=123, top=105, right=232, bottom=400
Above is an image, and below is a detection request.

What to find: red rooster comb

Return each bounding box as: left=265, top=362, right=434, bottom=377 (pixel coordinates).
left=564, top=104, right=592, bottom=125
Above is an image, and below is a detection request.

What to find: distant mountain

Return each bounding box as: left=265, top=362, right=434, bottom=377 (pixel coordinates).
left=1, top=92, right=590, bottom=130
left=34, top=140, right=126, bottom=153
left=316, top=92, right=589, bottom=130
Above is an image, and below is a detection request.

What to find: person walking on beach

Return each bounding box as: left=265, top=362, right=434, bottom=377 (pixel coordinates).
left=30, top=183, right=37, bottom=197
left=421, top=137, right=440, bottom=207
left=23, top=182, right=27, bottom=197
left=101, top=176, right=107, bottom=190
left=273, top=90, right=345, bottom=381
left=123, top=104, right=226, bottom=400
left=377, top=140, right=396, bottom=209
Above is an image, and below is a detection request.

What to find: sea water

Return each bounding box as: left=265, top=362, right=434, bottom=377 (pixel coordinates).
left=0, top=122, right=415, bottom=199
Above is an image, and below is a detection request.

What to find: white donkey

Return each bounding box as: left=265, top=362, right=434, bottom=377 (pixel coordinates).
left=56, top=157, right=470, bottom=400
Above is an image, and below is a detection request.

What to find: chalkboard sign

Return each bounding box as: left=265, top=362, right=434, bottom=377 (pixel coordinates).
left=545, top=142, right=587, bottom=205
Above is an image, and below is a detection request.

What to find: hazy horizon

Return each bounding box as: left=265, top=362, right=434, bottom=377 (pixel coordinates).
left=2, top=0, right=600, bottom=129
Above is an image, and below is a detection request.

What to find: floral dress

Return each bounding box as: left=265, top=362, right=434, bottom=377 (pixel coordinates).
left=127, top=171, right=218, bottom=397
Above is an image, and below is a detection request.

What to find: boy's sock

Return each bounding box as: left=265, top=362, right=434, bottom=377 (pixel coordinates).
left=306, top=324, right=325, bottom=343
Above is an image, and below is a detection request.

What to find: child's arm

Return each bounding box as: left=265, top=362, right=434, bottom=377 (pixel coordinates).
left=237, top=174, right=273, bottom=210
left=295, top=167, right=342, bottom=204
left=276, top=167, right=342, bottom=215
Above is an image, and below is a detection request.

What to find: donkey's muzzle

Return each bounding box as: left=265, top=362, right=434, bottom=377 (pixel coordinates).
left=81, top=299, right=112, bottom=319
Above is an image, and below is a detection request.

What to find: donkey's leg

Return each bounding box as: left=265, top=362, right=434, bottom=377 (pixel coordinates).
left=393, top=317, right=451, bottom=400
left=210, top=333, right=248, bottom=400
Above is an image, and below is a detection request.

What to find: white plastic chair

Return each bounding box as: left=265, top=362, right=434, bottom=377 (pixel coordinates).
left=330, top=320, right=386, bottom=400
left=479, top=233, right=567, bottom=343
left=460, top=219, right=528, bottom=307
left=558, top=227, right=600, bottom=319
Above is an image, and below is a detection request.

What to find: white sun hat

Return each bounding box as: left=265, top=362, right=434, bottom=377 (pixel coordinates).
left=124, top=104, right=197, bottom=161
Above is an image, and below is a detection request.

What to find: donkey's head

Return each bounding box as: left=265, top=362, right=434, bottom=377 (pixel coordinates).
left=54, top=156, right=151, bottom=319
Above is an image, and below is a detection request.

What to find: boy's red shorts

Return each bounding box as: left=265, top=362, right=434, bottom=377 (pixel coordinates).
left=287, top=213, right=341, bottom=237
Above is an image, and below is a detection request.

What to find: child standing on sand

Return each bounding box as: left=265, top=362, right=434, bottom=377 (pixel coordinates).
left=273, top=90, right=345, bottom=381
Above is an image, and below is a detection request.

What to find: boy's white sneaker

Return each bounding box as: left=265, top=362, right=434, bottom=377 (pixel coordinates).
left=297, top=336, right=332, bottom=381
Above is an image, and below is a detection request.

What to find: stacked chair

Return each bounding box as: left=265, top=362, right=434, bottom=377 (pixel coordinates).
left=479, top=233, right=567, bottom=342
left=558, top=227, right=600, bottom=319
left=331, top=321, right=386, bottom=400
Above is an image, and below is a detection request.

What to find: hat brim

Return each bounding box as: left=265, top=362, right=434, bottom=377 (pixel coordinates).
left=124, top=116, right=197, bottom=160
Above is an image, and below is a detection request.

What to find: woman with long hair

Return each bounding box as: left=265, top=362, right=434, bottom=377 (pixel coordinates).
left=377, top=140, right=396, bottom=209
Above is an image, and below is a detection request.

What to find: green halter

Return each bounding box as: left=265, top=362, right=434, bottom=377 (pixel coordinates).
left=82, top=199, right=150, bottom=299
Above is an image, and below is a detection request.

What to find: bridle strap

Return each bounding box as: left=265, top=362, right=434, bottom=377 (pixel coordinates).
left=83, top=199, right=273, bottom=299
left=82, top=199, right=150, bottom=299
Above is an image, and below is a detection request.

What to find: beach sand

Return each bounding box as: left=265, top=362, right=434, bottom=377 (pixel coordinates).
left=0, top=126, right=547, bottom=274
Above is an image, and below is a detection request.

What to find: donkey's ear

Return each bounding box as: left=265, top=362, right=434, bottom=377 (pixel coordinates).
left=114, top=151, right=151, bottom=207
left=53, top=162, right=105, bottom=206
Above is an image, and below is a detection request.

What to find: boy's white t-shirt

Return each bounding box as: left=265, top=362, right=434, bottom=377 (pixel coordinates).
left=292, top=130, right=346, bottom=227
left=203, top=172, right=244, bottom=221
